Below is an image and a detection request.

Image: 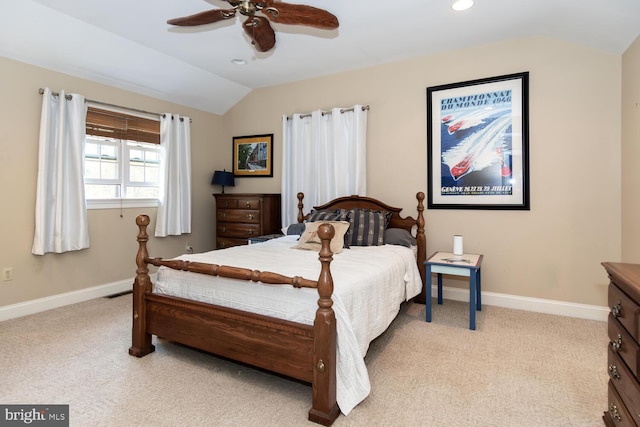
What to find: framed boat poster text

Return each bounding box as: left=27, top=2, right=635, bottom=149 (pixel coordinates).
left=426, top=72, right=530, bottom=210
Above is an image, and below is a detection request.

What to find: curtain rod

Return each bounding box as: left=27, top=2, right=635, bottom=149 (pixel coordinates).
left=286, top=105, right=370, bottom=120
left=39, top=88, right=161, bottom=117
left=38, top=88, right=192, bottom=122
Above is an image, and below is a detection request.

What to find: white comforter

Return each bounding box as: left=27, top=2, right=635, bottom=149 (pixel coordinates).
left=154, top=235, right=422, bottom=415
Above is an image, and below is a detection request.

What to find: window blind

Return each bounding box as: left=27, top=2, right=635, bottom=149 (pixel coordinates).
left=86, top=107, right=160, bottom=144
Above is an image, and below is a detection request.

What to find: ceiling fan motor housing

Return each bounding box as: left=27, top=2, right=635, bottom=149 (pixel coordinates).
left=238, top=1, right=269, bottom=16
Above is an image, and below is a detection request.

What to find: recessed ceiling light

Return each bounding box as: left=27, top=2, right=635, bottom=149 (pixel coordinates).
left=231, top=59, right=247, bottom=65
left=452, top=0, right=474, bottom=11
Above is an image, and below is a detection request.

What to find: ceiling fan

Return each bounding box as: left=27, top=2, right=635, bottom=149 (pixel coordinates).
left=167, top=0, right=339, bottom=53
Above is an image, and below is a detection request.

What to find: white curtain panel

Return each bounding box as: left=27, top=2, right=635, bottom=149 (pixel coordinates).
left=32, top=88, right=89, bottom=255
left=281, top=105, right=367, bottom=226
left=155, top=114, right=192, bottom=237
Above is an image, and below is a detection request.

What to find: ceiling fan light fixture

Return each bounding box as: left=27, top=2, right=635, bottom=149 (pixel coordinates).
left=452, top=0, right=474, bottom=11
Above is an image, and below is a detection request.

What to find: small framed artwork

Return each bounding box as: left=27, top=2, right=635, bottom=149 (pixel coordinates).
left=426, top=72, right=530, bottom=210
left=232, top=134, right=274, bottom=177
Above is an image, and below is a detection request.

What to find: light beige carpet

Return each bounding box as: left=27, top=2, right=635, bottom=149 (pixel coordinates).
left=0, top=295, right=607, bottom=426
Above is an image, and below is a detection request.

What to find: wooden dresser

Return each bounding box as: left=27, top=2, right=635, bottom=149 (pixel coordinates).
left=213, top=193, right=281, bottom=249
left=602, top=262, right=640, bottom=426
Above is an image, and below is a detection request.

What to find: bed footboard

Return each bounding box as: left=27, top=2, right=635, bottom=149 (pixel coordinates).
left=129, top=215, right=339, bottom=426
left=309, top=228, right=339, bottom=425
left=129, top=214, right=155, bottom=357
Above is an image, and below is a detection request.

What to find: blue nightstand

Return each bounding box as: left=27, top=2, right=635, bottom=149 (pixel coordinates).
left=425, top=251, right=483, bottom=330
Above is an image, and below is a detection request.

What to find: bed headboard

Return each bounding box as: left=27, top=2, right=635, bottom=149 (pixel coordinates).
left=296, top=192, right=425, bottom=234
left=296, top=192, right=427, bottom=302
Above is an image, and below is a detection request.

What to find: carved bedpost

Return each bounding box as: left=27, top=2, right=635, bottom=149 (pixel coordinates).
left=129, top=214, right=156, bottom=357
left=308, top=223, right=340, bottom=426
left=297, top=192, right=305, bottom=224
left=415, top=192, right=427, bottom=304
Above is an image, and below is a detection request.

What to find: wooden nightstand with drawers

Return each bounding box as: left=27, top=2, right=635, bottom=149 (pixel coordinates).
left=601, top=262, right=640, bottom=427
left=213, top=193, right=281, bottom=249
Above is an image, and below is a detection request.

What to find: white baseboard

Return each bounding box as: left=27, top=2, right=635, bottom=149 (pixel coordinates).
left=434, top=285, right=610, bottom=322
left=0, top=278, right=135, bottom=321
left=0, top=279, right=609, bottom=322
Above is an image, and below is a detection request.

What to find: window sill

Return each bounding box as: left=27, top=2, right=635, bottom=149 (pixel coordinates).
left=87, top=198, right=158, bottom=210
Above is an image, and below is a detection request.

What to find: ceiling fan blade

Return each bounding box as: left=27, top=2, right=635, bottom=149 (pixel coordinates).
left=243, top=16, right=276, bottom=52
left=262, top=1, right=339, bottom=29
left=167, top=9, right=236, bottom=26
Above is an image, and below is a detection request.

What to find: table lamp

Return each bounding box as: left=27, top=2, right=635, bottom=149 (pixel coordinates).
left=211, top=170, right=235, bottom=194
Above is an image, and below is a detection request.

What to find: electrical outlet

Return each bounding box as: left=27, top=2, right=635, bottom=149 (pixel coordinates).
left=186, top=244, right=193, bottom=254
left=2, top=267, right=13, bottom=282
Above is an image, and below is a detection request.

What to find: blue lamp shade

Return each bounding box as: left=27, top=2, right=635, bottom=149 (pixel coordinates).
left=211, top=170, right=235, bottom=193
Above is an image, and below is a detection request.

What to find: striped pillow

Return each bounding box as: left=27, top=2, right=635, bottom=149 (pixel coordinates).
left=307, top=209, right=342, bottom=222
left=346, top=209, right=392, bottom=246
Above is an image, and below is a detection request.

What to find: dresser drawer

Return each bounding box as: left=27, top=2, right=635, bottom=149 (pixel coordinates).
left=217, top=198, right=263, bottom=210
left=235, top=198, right=262, bottom=210
left=216, top=236, right=247, bottom=249
left=216, top=222, right=260, bottom=238
left=608, top=315, right=640, bottom=379
left=217, top=209, right=261, bottom=223
left=217, top=198, right=238, bottom=209
left=605, top=381, right=636, bottom=427
left=608, top=347, right=640, bottom=425
left=609, top=284, right=640, bottom=343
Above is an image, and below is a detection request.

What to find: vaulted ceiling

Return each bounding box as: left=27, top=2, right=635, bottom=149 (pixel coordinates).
left=3, top=0, right=639, bottom=114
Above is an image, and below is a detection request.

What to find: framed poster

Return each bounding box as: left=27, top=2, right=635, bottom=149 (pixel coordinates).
left=426, top=72, right=530, bottom=210
left=232, top=134, right=273, bottom=177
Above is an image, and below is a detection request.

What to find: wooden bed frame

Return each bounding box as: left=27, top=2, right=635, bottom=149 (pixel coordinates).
left=129, top=192, right=426, bottom=426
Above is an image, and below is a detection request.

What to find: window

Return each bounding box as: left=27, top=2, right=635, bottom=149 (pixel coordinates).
left=84, top=136, right=160, bottom=199
left=84, top=107, right=161, bottom=208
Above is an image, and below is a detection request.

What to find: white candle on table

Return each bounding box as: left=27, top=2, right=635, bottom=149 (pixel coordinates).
left=453, top=235, right=464, bottom=256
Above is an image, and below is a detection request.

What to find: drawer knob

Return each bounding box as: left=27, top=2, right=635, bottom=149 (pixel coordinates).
left=224, top=201, right=229, bottom=208
left=220, top=227, right=227, bottom=233
left=245, top=201, right=251, bottom=208
left=219, top=242, right=226, bottom=248
left=608, top=364, right=621, bottom=380
left=611, top=334, right=623, bottom=353
left=247, top=213, right=254, bottom=220
left=248, top=230, right=254, bottom=235
left=611, top=302, right=622, bottom=318
left=221, top=212, right=227, bottom=219
left=609, top=404, right=622, bottom=422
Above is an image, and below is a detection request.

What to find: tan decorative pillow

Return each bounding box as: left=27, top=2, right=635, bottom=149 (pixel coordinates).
left=296, top=221, right=350, bottom=254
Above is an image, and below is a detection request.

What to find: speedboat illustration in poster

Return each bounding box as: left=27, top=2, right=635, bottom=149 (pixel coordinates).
left=441, top=107, right=512, bottom=182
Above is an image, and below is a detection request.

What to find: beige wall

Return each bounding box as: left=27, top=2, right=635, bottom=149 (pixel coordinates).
left=0, top=34, right=629, bottom=310
left=223, top=36, right=623, bottom=306
left=622, top=36, right=640, bottom=262
left=0, top=56, right=222, bottom=307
